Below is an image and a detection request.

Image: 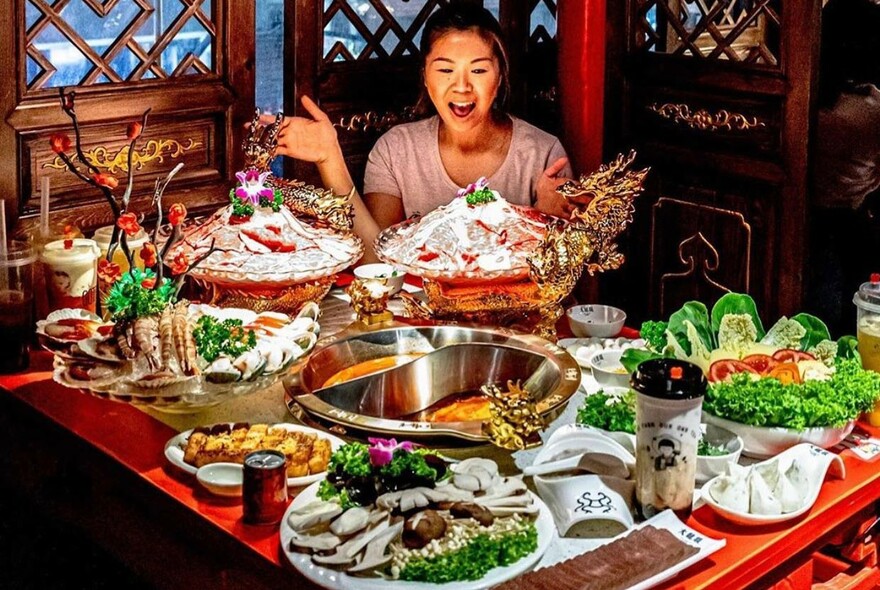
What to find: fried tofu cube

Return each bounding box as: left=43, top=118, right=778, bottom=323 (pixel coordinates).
left=308, top=438, right=332, bottom=475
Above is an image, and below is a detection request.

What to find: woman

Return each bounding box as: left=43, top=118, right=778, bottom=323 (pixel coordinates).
left=266, top=2, right=574, bottom=260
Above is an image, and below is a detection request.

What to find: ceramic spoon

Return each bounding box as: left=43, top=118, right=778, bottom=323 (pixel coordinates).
left=523, top=452, right=631, bottom=479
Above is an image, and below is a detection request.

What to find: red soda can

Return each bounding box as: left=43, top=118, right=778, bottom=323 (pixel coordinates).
left=243, top=450, right=289, bottom=525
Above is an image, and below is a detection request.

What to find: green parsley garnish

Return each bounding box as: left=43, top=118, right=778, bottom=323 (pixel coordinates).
left=466, top=187, right=496, bottom=206
left=400, top=523, right=537, bottom=583
left=104, top=268, right=175, bottom=321
left=229, top=189, right=255, bottom=218
left=259, top=188, right=284, bottom=212
left=576, top=389, right=636, bottom=434
left=697, top=439, right=728, bottom=456
left=192, top=315, right=257, bottom=363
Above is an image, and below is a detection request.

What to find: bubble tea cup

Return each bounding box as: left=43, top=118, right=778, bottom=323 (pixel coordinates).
left=40, top=238, right=101, bottom=313
left=632, top=359, right=707, bottom=520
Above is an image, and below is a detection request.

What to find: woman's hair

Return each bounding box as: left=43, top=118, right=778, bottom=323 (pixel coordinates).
left=819, top=0, right=880, bottom=107
left=415, top=1, right=510, bottom=115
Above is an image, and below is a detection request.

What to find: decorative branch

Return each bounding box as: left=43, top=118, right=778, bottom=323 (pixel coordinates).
left=174, top=240, right=216, bottom=297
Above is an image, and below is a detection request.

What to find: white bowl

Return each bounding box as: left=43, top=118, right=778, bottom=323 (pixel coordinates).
left=353, top=263, right=404, bottom=295
left=588, top=350, right=631, bottom=388
left=703, top=413, right=855, bottom=459
left=701, top=443, right=846, bottom=526
left=196, top=463, right=243, bottom=497
left=534, top=473, right=635, bottom=538
left=696, top=423, right=744, bottom=484
left=566, top=305, right=626, bottom=338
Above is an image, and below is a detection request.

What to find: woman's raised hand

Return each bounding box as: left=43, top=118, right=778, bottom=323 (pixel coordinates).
left=259, top=96, right=340, bottom=164
left=535, top=156, right=575, bottom=218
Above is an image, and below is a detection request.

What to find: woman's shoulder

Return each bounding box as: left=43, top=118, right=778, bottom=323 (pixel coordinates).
left=510, top=115, right=563, bottom=148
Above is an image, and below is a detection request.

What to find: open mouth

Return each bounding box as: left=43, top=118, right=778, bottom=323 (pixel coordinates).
left=449, top=102, right=476, bottom=118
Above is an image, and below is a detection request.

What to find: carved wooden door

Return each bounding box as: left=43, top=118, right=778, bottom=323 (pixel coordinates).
left=287, top=0, right=561, bottom=189
left=603, top=0, right=819, bottom=321
left=1, top=0, right=255, bottom=232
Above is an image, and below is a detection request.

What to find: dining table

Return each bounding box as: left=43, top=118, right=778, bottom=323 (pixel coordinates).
left=5, top=290, right=880, bottom=590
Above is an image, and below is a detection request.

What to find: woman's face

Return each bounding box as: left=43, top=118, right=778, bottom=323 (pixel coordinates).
left=424, top=30, right=502, bottom=133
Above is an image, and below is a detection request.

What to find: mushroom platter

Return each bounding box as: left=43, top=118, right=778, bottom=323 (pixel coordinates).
left=280, top=438, right=554, bottom=588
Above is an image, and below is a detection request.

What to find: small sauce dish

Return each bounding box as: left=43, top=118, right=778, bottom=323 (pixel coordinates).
left=196, top=463, right=244, bottom=497
left=589, top=350, right=631, bottom=388
left=566, top=304, right=626, bottom=338
left=353, top=263, right=405, bottom=295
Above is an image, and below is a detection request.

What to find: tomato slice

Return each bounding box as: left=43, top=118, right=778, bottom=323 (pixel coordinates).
left=772, top=349, right=815, bottom=363
left=741, top=354, right=780, bottom=375
left=708, top=360, right=759, bottom=383
left=767, top=362, right=802, bottom=385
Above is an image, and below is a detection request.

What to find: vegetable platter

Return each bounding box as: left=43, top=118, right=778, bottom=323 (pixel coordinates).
left=621, top=293, right=880, bottom=453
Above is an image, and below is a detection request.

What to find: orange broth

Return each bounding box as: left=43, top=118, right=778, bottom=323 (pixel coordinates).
left=321, top=353, right=424, bottom=388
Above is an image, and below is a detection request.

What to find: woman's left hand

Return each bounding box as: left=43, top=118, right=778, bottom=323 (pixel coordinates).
left=535, top=157, right=575, bottom=218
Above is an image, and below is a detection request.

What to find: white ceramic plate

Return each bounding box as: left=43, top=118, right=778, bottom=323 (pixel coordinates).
left=703, top=412, right=855, bottom=459
left=618, top=510, right=726, bottom=590
left=700, top=443, right=846, bottom=526
left=280, top=482, right=555, bottom=590
left=164, top=423, right=345, bottom=488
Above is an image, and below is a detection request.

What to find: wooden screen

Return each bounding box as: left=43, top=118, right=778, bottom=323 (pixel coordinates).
left=2, top=0, right=254, bottom=233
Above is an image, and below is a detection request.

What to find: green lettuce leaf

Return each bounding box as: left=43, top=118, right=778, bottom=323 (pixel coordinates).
left=668, top=301, right=714, bottom=356
left=711, top=293, right=765, bottom=340
left=791, top=313, right=831, bottom=350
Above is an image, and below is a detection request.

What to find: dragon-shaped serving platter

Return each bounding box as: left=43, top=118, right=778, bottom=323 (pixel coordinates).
left=375, top=152, right=649, bottom=338
left=165, top=111, right=363, bottom=313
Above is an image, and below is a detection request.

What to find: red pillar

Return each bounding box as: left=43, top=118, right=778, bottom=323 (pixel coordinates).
left=558, top=0, right=606, bottom=173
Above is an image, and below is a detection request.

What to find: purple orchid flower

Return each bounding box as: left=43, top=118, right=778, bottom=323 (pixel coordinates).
left=456, top=176, right=489, bottom=198
left=367, top=437, right=414, bottom=467
left=234, top=169, right=274, bottom=205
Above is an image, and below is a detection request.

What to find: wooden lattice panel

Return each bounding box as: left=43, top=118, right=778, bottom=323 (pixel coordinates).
left=322, top=0, right=450, bottom=63
left=25, top=0, right=216, bottom=91
left=634, top=0, right=780, bottom=66
left=529, top=0, right=557, bottom=46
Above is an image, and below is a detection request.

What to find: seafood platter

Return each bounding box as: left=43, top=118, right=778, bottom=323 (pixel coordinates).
left=284, top=322, right=581, bottom=445
left=164, top=111, right=363, bottom=313
left=375, top=153, right=649, bottom=337
left=42, top=303, right=319, bottom=412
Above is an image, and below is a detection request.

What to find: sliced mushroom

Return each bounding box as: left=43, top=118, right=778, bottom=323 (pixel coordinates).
left=347, top=521, right=404, bottom=574
left=450, top=502, right=494, bottom=526
left=480, top=476, right=528, bottom=502
left=452, top=458, right=499, bottom=492
left=402, top=510, right=447, bottom=549
left=329, top=506, right=372, bottom=537
left=287, top=500, right=343, bottom=533
left=313, top=516, right=391, bottom=564
left=289, top=531, right=342, bottom=552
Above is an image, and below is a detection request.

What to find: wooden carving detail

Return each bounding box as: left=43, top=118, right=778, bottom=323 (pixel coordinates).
left=651, top=198, right=752, bottom=316
left=648, top=103, right=766, bottom=132
left=634, top=0, right=780, bottom=66
left=26, top=0, right=216, bottom=90
left=42, top=139, right=203, bottom=173
left=334, top=107, right=420, bottom=134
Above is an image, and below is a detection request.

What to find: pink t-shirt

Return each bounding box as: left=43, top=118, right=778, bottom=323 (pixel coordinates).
left=364, top=115, right=573, bottom=217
